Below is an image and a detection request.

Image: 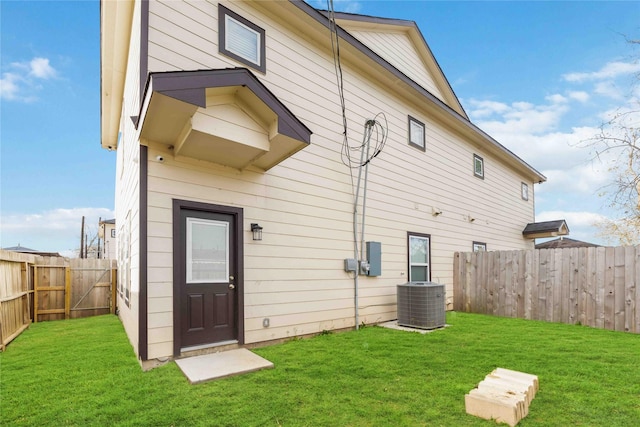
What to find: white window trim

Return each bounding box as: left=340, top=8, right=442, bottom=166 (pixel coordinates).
left=521, top=182, right=529, bottom=201
left=186, top=217, right=229, bottom=284
left=408, top=115, right=426, bottom=151
left=408, top=233, right=431, bottom=282
left=473, top=241, right=487, bottom=252
left=473, top=154, right=484, bottom=179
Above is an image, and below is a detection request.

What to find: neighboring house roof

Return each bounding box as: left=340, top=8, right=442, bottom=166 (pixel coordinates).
left=3, top=244, right=38, bottom=252
left=522, top=220, right=570, bottom=239
left=3, top=245, right=62, bottom=257
left=535, top=237, right=600, bottom=249
left=101, top=0, right=546, bottom=183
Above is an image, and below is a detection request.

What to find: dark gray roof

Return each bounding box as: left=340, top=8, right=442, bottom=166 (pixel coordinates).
left=535, top=237, right=599, bottom=249
left=100, top=218, right=116, bottom=224
left=3, top=245, right=62, bottom=257
left=3, top=245, right=38, bottom=252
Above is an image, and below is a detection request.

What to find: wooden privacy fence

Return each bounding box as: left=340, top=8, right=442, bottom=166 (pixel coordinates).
left=0, top=250, right=117, bottom=350
left=454, top=246, right=640, bottom=334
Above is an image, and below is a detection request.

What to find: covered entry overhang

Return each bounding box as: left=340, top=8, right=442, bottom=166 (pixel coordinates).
left=138, top=68, right=312, bottom=171
left=522, top=219, right=570, bottom=239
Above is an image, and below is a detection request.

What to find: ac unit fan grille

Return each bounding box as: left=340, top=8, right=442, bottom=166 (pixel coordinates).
left=397, top=282, right=445, bottom=329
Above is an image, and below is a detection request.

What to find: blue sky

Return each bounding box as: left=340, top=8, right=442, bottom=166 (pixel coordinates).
left=1, top=0, right=639, bottom=255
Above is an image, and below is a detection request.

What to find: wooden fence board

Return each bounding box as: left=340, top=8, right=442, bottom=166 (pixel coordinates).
left=453, top=245, right=640, bottom=334
left=0, top=250, right=117, bottom=350
left=624, top=246, right=636, bottom=332
left=614, top=247, right=626, bottom=331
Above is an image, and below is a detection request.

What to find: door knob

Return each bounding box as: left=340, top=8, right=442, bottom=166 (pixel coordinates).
left=229, top=284, right=235, bottom=290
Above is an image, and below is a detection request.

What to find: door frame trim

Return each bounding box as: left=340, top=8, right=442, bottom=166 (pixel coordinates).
left=172, top=199, right=244, bottom=356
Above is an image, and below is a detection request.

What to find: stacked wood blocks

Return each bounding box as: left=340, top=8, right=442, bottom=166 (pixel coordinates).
left=465, top=368, right=539, bottom=426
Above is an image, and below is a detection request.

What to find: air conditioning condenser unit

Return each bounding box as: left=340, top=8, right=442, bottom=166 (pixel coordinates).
left=397, top=282, right=445, bottom=329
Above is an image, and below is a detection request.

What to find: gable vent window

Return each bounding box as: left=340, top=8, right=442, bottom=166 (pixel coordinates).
left=473, top=154, right=484, bottom=179
left=219, top=5, right=266, bottom=73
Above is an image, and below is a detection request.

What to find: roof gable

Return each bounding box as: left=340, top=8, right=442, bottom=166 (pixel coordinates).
left=333, top=12, right=467, bottom=119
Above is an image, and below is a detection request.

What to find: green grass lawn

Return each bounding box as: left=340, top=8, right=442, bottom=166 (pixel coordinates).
left=1, top=312, right=639, bottom=426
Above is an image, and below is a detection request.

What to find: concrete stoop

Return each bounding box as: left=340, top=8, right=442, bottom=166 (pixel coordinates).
left=465, top=368, right=539, bottom=426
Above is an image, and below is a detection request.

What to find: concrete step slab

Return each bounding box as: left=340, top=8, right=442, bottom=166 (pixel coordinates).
left=175, top=348, right=274, bottom=384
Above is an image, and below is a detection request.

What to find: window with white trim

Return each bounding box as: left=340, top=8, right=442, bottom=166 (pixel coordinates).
left=521, top=182, right=529, bottom=201
left=473, top=241, right=487, bottom=252
left=408, top=233, right=430, bottom=281
left=219, top=4, right=266, bottom=73
left=408, top=116, right=425, bottom=151
left=473, top=154, right=484, bottom=179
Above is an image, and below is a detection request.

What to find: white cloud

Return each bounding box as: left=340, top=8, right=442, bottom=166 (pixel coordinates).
left=0, top=56, right=58, bottom=102
left=536, top=210, right=606, bottom=227
left=29, top=57, right=56, bottom=79
left=594, top=81, right=624, bottom=100
left=568, top=91, right=590, bottom=103
left=0, top=72, right=22, bottom=100
left=1, top=207, right=115, bottom=255
left=469, top=98, right=568, bottom=137
left=562, top=61, right=640, bottom=83
left=536, top=210, right=608, bottom=244
left=545, top=94, right=568, bottom=104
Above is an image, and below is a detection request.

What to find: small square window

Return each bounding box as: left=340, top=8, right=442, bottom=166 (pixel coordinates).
left=408, top=116, right=425, bottom=151
left=219, top=5, right=266, bottom=73
left=473, top=154, right=484, bottom=179
left=472, top=241, right=487, bottom=252
left=111, top=229, right=116, bottom=238
left=521, top=182, right=529, bottom=201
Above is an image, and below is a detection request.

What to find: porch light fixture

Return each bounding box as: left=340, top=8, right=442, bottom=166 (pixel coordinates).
left=251, top=223, right=263, bottom=241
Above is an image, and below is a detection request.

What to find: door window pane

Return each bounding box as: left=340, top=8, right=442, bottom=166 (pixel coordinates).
left=186, top=218, right=229, bottom=283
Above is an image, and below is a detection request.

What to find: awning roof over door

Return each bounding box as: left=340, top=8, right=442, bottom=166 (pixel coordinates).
left=522, top=219, right=570, bottom=239
left=138, top=68, right=312, bottom=171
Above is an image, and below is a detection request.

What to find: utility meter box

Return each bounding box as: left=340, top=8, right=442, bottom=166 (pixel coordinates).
left=366, top=241, right=381, bottom=276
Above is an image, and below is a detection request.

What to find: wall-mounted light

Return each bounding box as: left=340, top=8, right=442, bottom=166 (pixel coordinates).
left=251, top=223, right=263, bottom=241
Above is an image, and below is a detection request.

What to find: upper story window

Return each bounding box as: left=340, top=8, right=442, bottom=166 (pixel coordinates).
left=521, top=182, right=529, bottom=201
left=219, top=4, right=266, bottom=73
left=408, top=232, right=431, bottom=281
left=473, top=154, right=484, bottom=179
left=408, top=116, right=425, bottom=151
left=111, top=229, right=116, bottom=238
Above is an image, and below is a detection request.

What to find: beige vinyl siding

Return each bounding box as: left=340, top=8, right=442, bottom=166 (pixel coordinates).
left=345, top=28, right=446, bottom=103
left=114, top=0, right=143, bottom=355
left=140, top=0, right=536, bottom=356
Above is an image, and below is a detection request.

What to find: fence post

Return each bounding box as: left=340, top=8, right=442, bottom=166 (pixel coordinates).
left=111, top=267, right=117, bottom=314
left=33, top=266, right=39, bottom=323
left=64, top=267, right=71, bottom=319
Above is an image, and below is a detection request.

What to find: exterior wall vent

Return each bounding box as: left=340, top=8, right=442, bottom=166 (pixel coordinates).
left=397, top=282, right=445, bottom=329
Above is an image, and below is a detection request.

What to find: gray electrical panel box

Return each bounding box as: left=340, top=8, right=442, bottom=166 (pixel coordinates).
left=366, top=241, right=381, bottom=276
left=344, top=258, right=358, bottom=272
